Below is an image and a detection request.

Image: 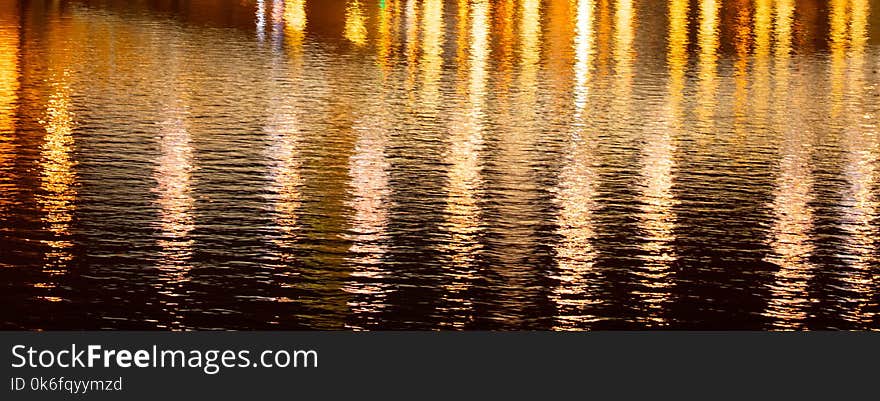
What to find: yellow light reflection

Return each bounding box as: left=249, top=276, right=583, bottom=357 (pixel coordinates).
left=375, top=0, right=399, bottom=71
left=342, top=110, right=392, bottom=330
left=284, top=0, right=307, bottom=54
left=752, top=0, right=772, bottom=123
left=551, top=0, right=602, bottom=330
left=37, top=75, right=77, bottom=276
left=438, top=0, right=490, bottom=329
left=152, top=101, right=195, bottom=330
left=696, top=0, right=719, bottom=126
left=837, top=0, right=876, bottom=328
left=404, top=0, right=420, bottom=96
left=0, top=7, right=19, bottom=214
left=344, top=0, right=367, bottom=46
left=764, top=0, right=816, bottom=331
left=419, top=0, right=445, bottom=112
left=493, top=0, right=515, bottom=90
left=732, top=0, right=751, bottom=121
left=829, top=0, right=848, bottom=118
left=630, top=0, right=688, bottom=327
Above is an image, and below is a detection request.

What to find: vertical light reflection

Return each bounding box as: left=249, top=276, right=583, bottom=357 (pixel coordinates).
left=345, top=0, right=368, bottom=46
left=545, top=0, right=575, bottom=97
left=438, top=0, right=490, bottom=328
left=376, top=0, right=399, bottom=71
left=0, top=6, right=19, bottom=214
left=256, top=0, right=267, bottom=42
left=152, top=98, right=194, bottom=328
left=264, top=105, right=303, bottom=257
left=419, top=0, right=445, bottom=112
left=342, top=100, right=392, bottom=330
left=752, top=0, right=772, bottom=122
left=773, top=0, right=794, bottom=84
left=630, top=0, right=688, bottom=327
left=764, top=0, right=816, bottom=330
left=36, top=72, right=77, bottom=297
left=283, top=0, right=307, bottom=63
left=837, top=0, right=876, bottom=327
left=270, top=0, right=286, bottom=47
left=265, top=2, right=308, bottom=274
left=695, top=0, right=719, bottom=125
left=732, top=0, right=751, bottom=121
left=612, top=0, right=634, bottom=77
left=551, top=0, right=603, bottom=330
left=488, top=0, right=543, bottom=327
left=829, top=0, right=848, bottom=118
left=342, top=1, right=396, bottom=329
left=595, top=0, right=613, bottom=78
left=493, top=0, right=515, bottom=90
left=403, top=0, right=421, bottom=94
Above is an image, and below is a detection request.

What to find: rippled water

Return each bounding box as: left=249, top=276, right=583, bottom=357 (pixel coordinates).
left=0, top=0, right=879, bottom=330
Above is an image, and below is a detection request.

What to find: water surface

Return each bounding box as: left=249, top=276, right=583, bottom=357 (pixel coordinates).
left=1, top=0, right=879, bottom=330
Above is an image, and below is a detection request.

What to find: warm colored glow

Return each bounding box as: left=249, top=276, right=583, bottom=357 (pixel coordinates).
left=764, top=0, right=815, bottom=329
left=751, top=0, right=771, bottom=123
left=551, top=0, right=601, bottom=330
left=344, top=0, right=367, bottom=46
left=612, top=0, right=634, bottom=74
left=0, top=11, right=19, bottom=213
left=696, top=0, right=719, bottom=123
left=153, top=101, right=195, bottom=315
left=404, top=0, right=420, bottom=92
left=256, top=0, right=267, bottom=42
left=284, top=0, right=307, bottom=52
left=829, top=0, right=848, bottom=118
left=837, top=0, right=876, bottom=327
left=732, top=0, right=750, bottom=120
left=666, top=0, right=688, bottom=102
left=520, top=0, right=541, bottom=76
left=342, top=110, right=392, bottom=328
left=375, top=0, right=398, bottom=70
left=419, top=0, right=445, bottom=112
left=573, top=0, right=594, bottom=110
left=437, top=0, right=491, bottom=328
left=38, top=76, right=77, bottom=274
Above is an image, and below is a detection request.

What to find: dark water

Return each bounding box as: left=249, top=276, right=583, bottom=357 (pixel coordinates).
left=1, top=0, right=879, bottom=330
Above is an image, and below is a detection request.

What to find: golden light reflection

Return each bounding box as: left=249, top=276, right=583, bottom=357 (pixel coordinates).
left=404, top=0, right=421, bottom=95
left=773, top=0, right=794, bottom=86
left=732, top=0, right=751, bottom=121
left=764, top=0, right=816, bottom=330
left=837, top=0, right=876, bottom=328
left=283, top=0, right=307, bottom=54
left=551, top=0, right=602, bottom=330
left=269, top=0, right=286, bottom=47
left=344, top=0, right=367, bottom=46
left=342, top=108, right=393, bottom=330
left=256, top=0, right=267, bottom=42
left=612, top=0, right=634, bottom=78
left=630, top=0, right=688, bottom=327
left=419, top=0, right=445, bottom=113
left=696, top=0, right=719, bottom=125
left=493, top=0, right=515, bottom=89
left=752, top=0, right=772, bottom=122
left=829, top=0, right=848, bottom=118
left=666, top=0, right=688, bottom=102
left=152, top=101, right=195, bottom=327
left=37, top=74, right=77, bottom=277
left=375, top=0, right=400, bottom=71
left=438, top=0, right=490, bottom=329
left=763, top=142, right=815, bottom=330
left=0, top=7, right=19, bottom=214
left=545, top=0, right=574, bottom=96
left=486, top=0, right=543, bottom=327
